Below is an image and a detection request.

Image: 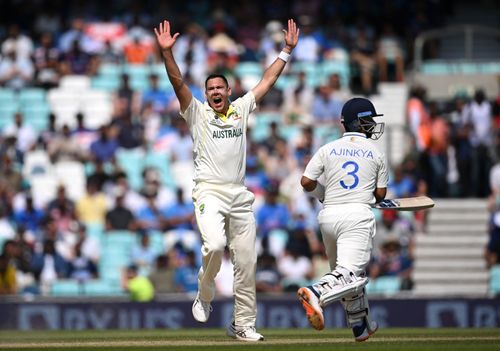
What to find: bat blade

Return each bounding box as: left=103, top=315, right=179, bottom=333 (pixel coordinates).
left=374, top=196, right=434, bottom=211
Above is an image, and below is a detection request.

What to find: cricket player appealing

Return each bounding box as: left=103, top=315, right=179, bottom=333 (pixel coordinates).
left=297, top=97, right=388, bottom=342
left=154, top=19, right=299, bottom=341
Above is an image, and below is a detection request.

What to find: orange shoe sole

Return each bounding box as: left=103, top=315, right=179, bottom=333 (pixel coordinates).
left=297, top=288, right=325, bottom=331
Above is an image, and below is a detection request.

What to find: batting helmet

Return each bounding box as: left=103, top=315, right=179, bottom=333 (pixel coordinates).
left=340, top=97, right=384, bottom=140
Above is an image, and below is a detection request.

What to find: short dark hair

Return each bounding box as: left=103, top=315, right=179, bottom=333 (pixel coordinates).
left=205, top=74, right=229, bottom=89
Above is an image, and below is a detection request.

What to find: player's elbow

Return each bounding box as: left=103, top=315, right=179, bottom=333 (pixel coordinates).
left=301, top=176, right=316, bottom=192
left=374, top=187, right=387, bottom=203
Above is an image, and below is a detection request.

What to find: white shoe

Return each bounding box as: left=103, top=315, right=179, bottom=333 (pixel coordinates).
left=192, top=295, right=212, bottom=323
left=297, top=286, right=325, bottom=330
left=353, top=320, right=378, bottom=342
left=226, top=323, right=264, bottom=341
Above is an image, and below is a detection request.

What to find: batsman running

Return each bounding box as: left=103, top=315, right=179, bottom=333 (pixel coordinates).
left=297, top=97, right=388, bottom=342
left=154, top=19, right=299, bottom=341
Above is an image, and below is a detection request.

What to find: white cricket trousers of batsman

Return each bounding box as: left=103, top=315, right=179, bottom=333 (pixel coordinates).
left=192, top=182, right=257, bottom=327
left=318, top=203, right=376, bottom=276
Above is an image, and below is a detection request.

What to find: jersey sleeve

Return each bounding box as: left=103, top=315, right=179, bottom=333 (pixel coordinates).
left=376, top=153, right=389, bottom=188
left=233, top=91, right=256, bottom=121
left=303, top=148, right=325, bottom=180
left=179, top=97, right=202, bottom=128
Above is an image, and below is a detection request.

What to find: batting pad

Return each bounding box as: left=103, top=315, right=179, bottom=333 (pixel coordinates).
left=319, top=277, right=368, bottom=307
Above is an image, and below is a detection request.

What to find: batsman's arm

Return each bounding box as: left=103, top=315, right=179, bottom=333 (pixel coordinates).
left=373, top=187, right=387, bottom=203
left=251, top=19, right=299, bottom=103
left=154, top=20, right=192, bottom=112
left=301, top=176, right=325, bottom=203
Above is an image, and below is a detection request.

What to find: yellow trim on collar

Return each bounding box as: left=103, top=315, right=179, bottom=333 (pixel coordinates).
left=215, top=105, right=235, bottom=122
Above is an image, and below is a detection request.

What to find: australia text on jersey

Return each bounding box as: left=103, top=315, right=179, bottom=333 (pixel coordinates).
left=329, top=147, right=374, bottom=159
left=212, top=128, right=243, bottom=139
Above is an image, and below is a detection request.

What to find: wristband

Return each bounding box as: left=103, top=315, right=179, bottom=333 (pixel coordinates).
left=278, top=51, right=290, bottom=63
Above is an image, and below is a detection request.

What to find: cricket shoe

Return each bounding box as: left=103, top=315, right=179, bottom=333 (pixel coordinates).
left=352, top=319, right=378, bottom=342
left=226, top=322, right=264, bottom=341
left=192, top=294, right=212, bottom=323
left=297, top=286, right=325, bottom=331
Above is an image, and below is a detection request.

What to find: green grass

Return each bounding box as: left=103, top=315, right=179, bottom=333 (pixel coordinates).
left=0, top=328, right=499, bottom=350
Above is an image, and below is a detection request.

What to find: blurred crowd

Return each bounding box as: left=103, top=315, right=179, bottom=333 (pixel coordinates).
left=0, top=0, right=498, bottom=299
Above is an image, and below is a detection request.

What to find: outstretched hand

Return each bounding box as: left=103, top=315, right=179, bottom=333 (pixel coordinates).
left=154, top=20, right=179, bottom=51
left=283, top=19, right=300, bottom=51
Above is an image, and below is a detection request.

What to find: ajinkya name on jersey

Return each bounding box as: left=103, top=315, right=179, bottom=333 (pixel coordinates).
left=330, top=147, right=374, bottom=159
left=212, top=128, right=243, bottom=139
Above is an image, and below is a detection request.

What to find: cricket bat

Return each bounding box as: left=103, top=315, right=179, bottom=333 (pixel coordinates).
left=373, top=196, right=435, bottom=211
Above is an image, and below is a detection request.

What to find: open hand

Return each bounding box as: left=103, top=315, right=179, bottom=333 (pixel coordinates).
left=283, top=19, right=300, bottom=50
left=154, top=20, right=179, bottom=51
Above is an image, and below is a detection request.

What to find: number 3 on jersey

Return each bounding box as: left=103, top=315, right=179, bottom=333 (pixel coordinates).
left=340, top=161, right=359, bottom=190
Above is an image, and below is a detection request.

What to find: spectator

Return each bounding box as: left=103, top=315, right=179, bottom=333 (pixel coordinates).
left=369, top=236, right=413, bottom=290
left=0, top=205, right=16, bottom=241
left=256, top=186, right=291, bottom=249
left=388, top=165, right=417, bottom=198
left=106, top=190, right=136, bottom=231
left=464, top=89, right=493, bottom=197
left=131, top=234, right=158, bottom=276
left=33, top=32, right=60, bottom=89
left=1, top=24, right=34, bottom=60
left=121, top=264, right=155, bottom=302
left=75, top=180, right=107, bottom=226
left=2, top=113, right=38, bottom=153
left=169, top=118, right=193, bottom=163
left=0, top=253, right=16, bottom=295
left=348, top=18, right=377, bottom=95
left=59, top=39, right=95, bottom=76
left=123, top=34, right=153, bottom=64
left=277, top=244, right=313, bottom=292
left=30, top=239, right=69, bottom=294
left=141, top=74, right=174, bottom=114
left=311, top=84, right=344, bottom=125
left=149, top=253, right=177, bottom=294
left=89, top=125, right=119, bottom=163
left=174, top=250, right=199, bottom=295
left=13, top=196, right=45, bottom=237
left=68, top=242, right=98, bottom=281
left=74, top=223, right=100, bottom=264
left=255, top=251, right=282, bottom=293
left=113, top=113, right=144, bottom=150
left=486, top=165, right=500, bottom=269
left=113, top=74, right=141, bottom=118
left=162, top=188, right=195, bottom=231
left=376, top=23, right=405, bottom=82
left=71, top=113, right=97, bottom=152
left=47, top=124, right=87, bottom=162
left=58, top=18, right=101, bottom=54
left=0, top=155, right=22, bottom=194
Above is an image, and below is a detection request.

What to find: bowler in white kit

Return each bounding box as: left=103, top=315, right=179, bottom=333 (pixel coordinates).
left=297, top=97, right=388, bottom=342
left=154, top=19, right=299, bottom=341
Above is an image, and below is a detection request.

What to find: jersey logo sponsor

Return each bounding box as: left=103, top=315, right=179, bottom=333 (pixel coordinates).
left=330, top=147, right=374, bottom=159
left=199, top=203, right=205, bottom=214
left=212, top=128, right=243, bottom=139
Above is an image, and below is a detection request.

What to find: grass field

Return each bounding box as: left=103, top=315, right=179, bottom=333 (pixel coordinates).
left=1, top=328, right=500, bottom=351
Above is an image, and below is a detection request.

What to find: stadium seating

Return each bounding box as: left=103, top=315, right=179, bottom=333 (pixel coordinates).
left=50, top=280, right=83, bottom=296
left=366, top=276, right=401, bottom=295
left=489, top=265, right=500, bottom=295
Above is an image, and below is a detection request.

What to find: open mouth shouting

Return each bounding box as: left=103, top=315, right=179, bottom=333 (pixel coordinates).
left=212, top=96, right=224, bottom=110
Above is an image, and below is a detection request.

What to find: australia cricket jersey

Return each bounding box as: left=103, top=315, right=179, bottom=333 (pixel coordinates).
left=304, top=132, right=388, bottom=206
left=180, top=92, right=256, bottom=185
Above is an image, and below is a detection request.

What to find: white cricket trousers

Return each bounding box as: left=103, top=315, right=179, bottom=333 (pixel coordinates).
left=192, top=182, right=257, bottom=326
left=318, top=204, right=376, bottom=276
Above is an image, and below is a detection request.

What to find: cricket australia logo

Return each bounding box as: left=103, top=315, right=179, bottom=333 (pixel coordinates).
left=199, top=203, right=205, bottom=214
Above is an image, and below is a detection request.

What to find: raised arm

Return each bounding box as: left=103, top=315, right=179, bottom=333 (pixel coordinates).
left=251, top=19, right=300, bottom=103
left=154, top=20, right=192, bottom=112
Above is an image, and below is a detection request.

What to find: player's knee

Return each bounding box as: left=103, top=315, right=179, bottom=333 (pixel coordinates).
left=203, top=239, right=226, bottom=255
